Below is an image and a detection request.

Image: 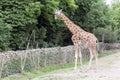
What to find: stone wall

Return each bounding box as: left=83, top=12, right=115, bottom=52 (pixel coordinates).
left=0, top=43, right=120, bottom=66
left=0, top=43, right=120, bottom=78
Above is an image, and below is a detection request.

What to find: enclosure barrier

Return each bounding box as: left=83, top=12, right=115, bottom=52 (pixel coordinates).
left=0, top=43, right=120, bottom=78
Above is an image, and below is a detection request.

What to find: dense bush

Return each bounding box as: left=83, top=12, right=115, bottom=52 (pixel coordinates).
left=7, top=57, right=21, bottom=74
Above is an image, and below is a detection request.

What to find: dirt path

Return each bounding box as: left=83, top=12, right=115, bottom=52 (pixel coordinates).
left=33, top=52, right=120, bottom=80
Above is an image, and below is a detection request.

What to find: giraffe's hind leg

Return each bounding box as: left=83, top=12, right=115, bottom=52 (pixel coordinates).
left=88, top=47, right=98, bottom=70
left=88, top=47, right=94, bottom=70
left=94, top=49, right=98, bottom=70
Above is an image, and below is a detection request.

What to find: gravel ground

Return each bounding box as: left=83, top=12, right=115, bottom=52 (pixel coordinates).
left=33, top=52, right=120, bottom=80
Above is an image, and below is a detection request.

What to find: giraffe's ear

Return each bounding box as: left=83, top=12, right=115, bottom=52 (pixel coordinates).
left=57, top=8, right=59, bottom=11
left=55, top=8, right=59, bottom=11
left=59, top=9, right=62, bottom=13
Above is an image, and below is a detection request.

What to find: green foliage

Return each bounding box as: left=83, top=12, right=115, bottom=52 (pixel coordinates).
left=111, top=1, right=120, bottom=42
left=0, top=0, right=41, bottom=50
left=0, top=23, right=12, bottom=51
left=85, top=0, right=110, bottom=29
left=7, top=57, right=21, bottom=75
left=40, top=0, right=59, bottom=23
left=94, top=26, right=118, bottom=43
left=39, top=52, right=46, bottom=67
left=25, top=2, right=42, bottom=18
left=0, top=0, right=120, bottom=50
left=0, top=0, right=40, bottom=26
left=24, top=58, right=34, bottom=72
left=65, top=0, right=78, bottom=9
left=39, top=27, right=47, bottom=47
left=114, top=28, right=120, bottom=42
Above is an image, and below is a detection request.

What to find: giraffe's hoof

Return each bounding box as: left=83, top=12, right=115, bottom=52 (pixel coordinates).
left=74, top=67, right=77, bottom=70
left=85, top=67, right=91, bottom=72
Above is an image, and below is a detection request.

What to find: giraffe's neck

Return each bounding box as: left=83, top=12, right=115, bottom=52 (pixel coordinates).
left=60, top=13, right=84, bottom=34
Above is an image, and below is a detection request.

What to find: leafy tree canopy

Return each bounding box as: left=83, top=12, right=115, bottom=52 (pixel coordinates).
left=0, top=0, right=120, bottom=51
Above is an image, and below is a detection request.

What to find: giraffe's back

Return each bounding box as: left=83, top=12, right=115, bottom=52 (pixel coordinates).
left=80, top=32, right=98, bottom=47
left=72, top=32, right=98, bottom=48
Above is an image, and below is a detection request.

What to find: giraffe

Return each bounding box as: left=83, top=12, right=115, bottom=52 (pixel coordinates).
left=55, top=9, right=98, bottom=70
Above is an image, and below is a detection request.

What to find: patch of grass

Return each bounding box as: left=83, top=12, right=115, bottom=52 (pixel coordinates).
left=2, top=61, right=89, bottom=80
left=40, top=63, right=73, bottom=73
left=2, top=50, right=119, bottom=80
left=2, top=71, right=44, bottom=80
left=99, top=50, right=118, bottom=58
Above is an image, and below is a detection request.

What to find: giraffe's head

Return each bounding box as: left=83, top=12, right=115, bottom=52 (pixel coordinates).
left=55, top=9, right=62, bottom=19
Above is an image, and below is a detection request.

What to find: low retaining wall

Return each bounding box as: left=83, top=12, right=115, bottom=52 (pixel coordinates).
left=0, top=43, right=120, bottom=77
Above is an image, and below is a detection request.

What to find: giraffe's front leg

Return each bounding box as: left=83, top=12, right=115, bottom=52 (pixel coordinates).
left=74, top=45, right=79, bottom=70
left=79, top=48, right=83, bottom=69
